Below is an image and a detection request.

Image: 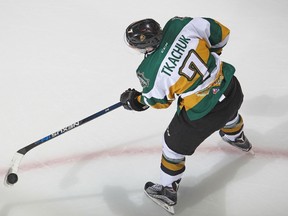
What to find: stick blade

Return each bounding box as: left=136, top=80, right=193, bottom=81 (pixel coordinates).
left=3, top=152, right=24, bottom=187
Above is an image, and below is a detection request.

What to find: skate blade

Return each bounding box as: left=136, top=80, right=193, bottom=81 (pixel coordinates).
left=248, top=149, right=255, bottom=156
left=144, top=190, right=175, bottom=215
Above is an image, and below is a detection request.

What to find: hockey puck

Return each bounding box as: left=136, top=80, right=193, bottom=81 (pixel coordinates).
left=7, top=173, right=18, bottom=185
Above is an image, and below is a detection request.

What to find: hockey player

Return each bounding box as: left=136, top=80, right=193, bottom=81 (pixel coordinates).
left=120, top=16, right=252, bottom=213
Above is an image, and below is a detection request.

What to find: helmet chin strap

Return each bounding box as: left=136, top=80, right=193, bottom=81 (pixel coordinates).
left=129, top=46, right=156, bottom=55
left=146, top=47, right=155, bottom=53
left=144, top=47, right=156, bottom=55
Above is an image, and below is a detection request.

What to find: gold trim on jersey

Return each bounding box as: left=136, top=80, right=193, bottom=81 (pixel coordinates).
left=168, top=39, right=209, bottom=100
left=215, top=20, right=230, bottom=41
left=179, top=64, right=224, bottom=111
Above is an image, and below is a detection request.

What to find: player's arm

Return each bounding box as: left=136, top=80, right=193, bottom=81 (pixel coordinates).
left=192, top=17, right=230, bottom=55
left=205, top=18, right=230, bottom=55
left=139, top=94, right=172, bottom=109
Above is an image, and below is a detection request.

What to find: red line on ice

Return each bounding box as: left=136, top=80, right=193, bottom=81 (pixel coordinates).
left=0, top=145, right=287, bottom=177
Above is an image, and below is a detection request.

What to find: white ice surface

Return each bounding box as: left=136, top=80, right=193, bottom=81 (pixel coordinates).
left=1, top=0, right=288, bottom=215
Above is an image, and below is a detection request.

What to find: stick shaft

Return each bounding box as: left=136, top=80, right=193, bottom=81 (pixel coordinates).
left=17, top=102, right=122, bottom=155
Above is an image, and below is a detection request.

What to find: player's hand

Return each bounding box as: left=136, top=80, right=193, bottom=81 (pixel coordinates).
left=120, top=88, right=149, bottom=111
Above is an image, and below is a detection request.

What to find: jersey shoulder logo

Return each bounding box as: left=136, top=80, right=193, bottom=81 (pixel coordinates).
left=136, top=71, right=150, bottom=88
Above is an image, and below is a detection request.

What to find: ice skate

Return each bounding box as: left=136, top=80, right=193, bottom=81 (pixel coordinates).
left=219, top=131, right=252, bottom=152
left=144, top=181, right=177, bottom=214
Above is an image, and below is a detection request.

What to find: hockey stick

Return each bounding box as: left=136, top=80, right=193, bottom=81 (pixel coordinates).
left=4, top=101, right=123, bottom=186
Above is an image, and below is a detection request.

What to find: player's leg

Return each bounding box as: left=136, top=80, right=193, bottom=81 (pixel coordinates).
left=216, top=75, right=252, bottom=152
left=144, top=138, right=184, bottom=206
left=219, top=114, right=252, bottom=151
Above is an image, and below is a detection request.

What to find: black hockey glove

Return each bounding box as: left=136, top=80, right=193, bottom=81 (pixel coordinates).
left=120, top=88, right=149, bottom=111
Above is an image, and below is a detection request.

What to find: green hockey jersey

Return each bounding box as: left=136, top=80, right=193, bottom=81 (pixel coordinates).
left=136, top=17, right=235, bottom=120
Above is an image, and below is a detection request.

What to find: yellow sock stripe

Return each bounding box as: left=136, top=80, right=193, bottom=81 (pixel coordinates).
left=161, top=156, right=185, bottom=172
left=221, top=116, right=244, bottom=134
